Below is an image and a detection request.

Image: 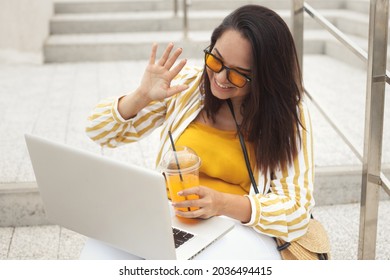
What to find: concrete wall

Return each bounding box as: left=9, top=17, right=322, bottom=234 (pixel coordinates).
left=0, top=0, right=53, bottom=64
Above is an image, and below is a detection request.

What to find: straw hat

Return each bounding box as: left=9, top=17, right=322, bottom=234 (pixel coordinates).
left=276, top=219, right=331, bottom=260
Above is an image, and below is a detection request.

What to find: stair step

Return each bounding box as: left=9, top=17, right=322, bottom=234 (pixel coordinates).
left=49, top=9, right=361, bottom=35
left=53, top=0, right=351, bottom=14
left=44, top=31, right=210, bottom=62
left=189, top=0, right=355, bottom=11
left=44, top=30, right=335, bottom=63
left=45, top=28, right=388, bottom=64
left=48, top=9, right=373, bottom=38
left=50, top=11, right=229, bottom=34
left=53, top=0, right=288, bottom=14
left=345, top=0, right=370, bottom=14
left=54, top=0, right=173, bottom=14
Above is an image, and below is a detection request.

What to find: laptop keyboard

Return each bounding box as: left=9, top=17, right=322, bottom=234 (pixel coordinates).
left=172, top=227, right=194, bottom=248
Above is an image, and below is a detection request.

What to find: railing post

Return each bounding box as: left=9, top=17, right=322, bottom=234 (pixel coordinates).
left=173, top=0, right=178, bottom=16
left=291, top=0, right=304, bottom=71
left=359, top=0, right=389, bottom=260
left=183, top=0, right=189, bottom=40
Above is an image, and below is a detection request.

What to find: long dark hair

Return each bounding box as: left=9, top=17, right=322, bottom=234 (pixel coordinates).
left=201, top=5, right=304, bottom=173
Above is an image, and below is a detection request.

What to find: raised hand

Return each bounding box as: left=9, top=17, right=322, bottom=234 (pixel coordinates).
left=117, top=43, right=189, bottom=119
left=138, top=43, right=189, bottom=102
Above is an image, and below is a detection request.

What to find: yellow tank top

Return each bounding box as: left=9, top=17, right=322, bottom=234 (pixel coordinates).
left=176, top=121, right=256, bottom=195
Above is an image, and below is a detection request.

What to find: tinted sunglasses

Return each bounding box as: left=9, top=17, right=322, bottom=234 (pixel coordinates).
left=203, top=47, right=251, bottom=88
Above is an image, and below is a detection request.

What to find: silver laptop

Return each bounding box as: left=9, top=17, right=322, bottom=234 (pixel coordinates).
left=25, top=134, right=234, bottom=260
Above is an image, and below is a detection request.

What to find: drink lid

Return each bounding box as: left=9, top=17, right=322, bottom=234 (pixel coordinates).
left=159, top=146, right=201, bottom=174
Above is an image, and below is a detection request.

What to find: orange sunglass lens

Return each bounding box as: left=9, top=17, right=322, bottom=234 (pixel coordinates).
left=206, top=54, right=222, bottom=72
left=228, top=71, right=246, bottom=87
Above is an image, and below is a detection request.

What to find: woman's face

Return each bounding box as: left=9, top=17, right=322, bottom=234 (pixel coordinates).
left=206, top=29, right=252, bottom=102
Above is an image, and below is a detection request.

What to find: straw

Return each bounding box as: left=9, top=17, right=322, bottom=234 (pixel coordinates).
left=168, top=131, right=183, bottom=181
left=168, top=131, right=191, bottom=211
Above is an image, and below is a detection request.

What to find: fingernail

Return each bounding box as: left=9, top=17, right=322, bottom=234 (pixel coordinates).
left=177, top=191, right=183, bottom=196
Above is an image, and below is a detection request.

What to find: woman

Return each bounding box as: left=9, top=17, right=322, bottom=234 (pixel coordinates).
left=86, top=5, right=314, bottom=259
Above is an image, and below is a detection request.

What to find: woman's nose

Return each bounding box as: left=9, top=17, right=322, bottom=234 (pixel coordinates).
left=214, top=68, right=229, bottom=84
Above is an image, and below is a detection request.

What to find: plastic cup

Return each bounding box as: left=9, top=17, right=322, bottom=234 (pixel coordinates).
left=160, top=146, right=201, bottom=212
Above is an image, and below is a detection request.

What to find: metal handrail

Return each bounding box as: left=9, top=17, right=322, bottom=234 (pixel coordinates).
left=297, top=2, right=390, bottom=193
left=299, top=2, right=366, bottom=164
left=174, top=0, right=178, bottom=16
left=173, top=0, right=190, bottom=39
left=304, top=89, right=363, bottom=163
left=304, top=3, right=367, bottom=62
left=302, top=2, right=390, bottom=164
left=292, top=0, right=389, bottom=260
left=183, top=0, right=190, bottom=40
left=304, top=2, right=390, bottom=85
left=381, top=173, right=390, bottom=196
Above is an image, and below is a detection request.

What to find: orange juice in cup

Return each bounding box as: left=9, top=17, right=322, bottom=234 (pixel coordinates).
left=160, top=146, right=201, bottom=212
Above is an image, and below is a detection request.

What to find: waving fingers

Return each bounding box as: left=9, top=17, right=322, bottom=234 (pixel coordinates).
left=148, top=43, right=158, bottom=65
left=157, top=42, right=174, bottom=66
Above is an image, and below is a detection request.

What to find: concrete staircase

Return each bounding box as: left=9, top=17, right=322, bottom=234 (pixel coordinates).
left=44, top=0, right=375, bottom=66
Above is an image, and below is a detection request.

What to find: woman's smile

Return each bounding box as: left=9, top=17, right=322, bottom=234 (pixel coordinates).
left=214, top=77, right=232, bottom=89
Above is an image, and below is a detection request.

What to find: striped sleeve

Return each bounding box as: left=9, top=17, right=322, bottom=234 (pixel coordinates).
left=85, top=96, right=166, bottom=148
left=85, top=66, right=202, bottom=148
left=244, top=102, right=315, bottom=242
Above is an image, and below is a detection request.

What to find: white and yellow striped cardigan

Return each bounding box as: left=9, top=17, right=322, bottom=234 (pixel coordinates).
left=86, top=66, right=315, bottom=242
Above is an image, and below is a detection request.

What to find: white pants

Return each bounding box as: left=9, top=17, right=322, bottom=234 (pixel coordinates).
left=80, top=217, right=281, bottom=260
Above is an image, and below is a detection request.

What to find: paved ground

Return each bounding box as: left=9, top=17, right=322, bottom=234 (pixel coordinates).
left=1, top=201, right=389, bottom=260
left=0, top=54, right=389, bottom=259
